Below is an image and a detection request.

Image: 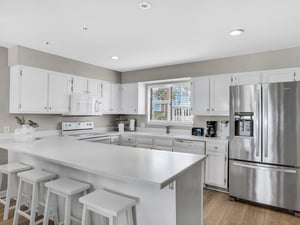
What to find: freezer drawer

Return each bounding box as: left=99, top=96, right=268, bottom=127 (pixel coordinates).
left=229, top=160, right=300, bottom=212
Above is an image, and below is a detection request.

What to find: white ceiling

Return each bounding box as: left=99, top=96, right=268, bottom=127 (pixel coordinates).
left=1, top=0, right=300, bottom=72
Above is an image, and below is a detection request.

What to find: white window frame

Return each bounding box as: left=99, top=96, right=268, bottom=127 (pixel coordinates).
left=147, top=81, right=193, bottom=126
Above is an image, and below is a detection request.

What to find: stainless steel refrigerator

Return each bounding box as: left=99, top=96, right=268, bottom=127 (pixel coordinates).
left=229, top=81, right=300, bottom=215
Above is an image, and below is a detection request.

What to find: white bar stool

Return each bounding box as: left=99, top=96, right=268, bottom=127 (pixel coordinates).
left=0, top=162, right=32, bottom=220
left=79, top=190, right=136, bottom=225
left=43, top=178, right=91, bottom=225
left=13, top=169, right=56, bottom=225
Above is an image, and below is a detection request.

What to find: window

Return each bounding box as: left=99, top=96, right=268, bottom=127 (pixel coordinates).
left=148, top=82, right=192, bottom=124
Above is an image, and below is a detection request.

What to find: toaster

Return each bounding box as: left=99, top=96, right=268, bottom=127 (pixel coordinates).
left=192, top=127, right=204, bottom=136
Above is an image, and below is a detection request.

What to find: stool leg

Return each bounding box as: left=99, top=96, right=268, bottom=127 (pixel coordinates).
left=109, top=216, right=116, bottom=225
left=126, top=208, right=134, bottom=225
left=64, top=196, right=71, bottom=225
left=42, top=189, right=52, bottom=225
left=30, top=183, right=38, bottom=225
left=81, top=205, right=88, bottom=225
left=0, top=172, right=3, bottom=194
left=3, top=173, right=12, bottom=220
left=12, top=179, right=24, bottom=225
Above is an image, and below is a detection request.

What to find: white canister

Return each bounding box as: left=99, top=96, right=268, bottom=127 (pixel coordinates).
left=118, top=123, right=124, bottom=133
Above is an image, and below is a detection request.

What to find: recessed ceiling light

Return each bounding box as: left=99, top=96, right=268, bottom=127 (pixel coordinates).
left=139, top=1, right=151, bottom=10
left=230, top=29, right=245, bottom=36
left=80, top=25, right=88, bottom=31
left=112, top=56, right=119, bottom=60
left=44, top=41, right=50, bottom=46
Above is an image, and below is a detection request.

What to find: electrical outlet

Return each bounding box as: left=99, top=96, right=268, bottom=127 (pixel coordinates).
left=3, top=126, right=10, bottom=134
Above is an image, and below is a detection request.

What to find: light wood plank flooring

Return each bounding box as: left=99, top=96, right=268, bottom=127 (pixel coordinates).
left=204, top=189, right=300, bottom=225
left=0, top=190, right=299, bottom=225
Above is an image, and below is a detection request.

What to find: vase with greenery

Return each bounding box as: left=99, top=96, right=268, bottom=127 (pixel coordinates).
left=14, top=116, right=39, bottom=142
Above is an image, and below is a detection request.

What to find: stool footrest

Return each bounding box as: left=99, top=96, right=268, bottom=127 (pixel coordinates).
left=17, top=209, right=32, bottom=220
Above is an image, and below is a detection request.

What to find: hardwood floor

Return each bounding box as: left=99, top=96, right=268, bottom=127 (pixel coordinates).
left=0, top=190, right=299, bottom=225
left=204, top=189, right=300, bottom=225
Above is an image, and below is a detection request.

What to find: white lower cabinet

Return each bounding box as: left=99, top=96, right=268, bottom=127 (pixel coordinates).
left=136, top=135, right=153, bottom=148
left=205, top=141, right=228, bottom=189
left=153, top=137, right=173, bottom=151
left=120, top=133, right=136, bottom=147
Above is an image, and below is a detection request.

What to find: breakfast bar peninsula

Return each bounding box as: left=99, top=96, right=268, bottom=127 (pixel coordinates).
left=0, top=136, right=206, bottom=225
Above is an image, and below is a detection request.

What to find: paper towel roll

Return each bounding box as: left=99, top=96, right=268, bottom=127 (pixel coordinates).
left=118, top=123, right=124, bottom=133
left=129, top=119, right=136, bottom=131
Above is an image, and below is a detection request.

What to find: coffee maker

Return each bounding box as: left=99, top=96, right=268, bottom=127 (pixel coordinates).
left=205, top=121, right=217, bottom=137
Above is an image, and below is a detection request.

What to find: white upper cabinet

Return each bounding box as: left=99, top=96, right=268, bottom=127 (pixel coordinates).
left=191, top=74, right=231, bottom=116
left=210, top=74, right=232, bottom=115
left=231, top=71, right=262, bottom=86
left=10, top=65, right=71, bottom=114
left=88, top=79, right=103, bottom=96
left=48, top=72, right=72, bottom=113
left=191, top=76, right=210, bottom=115
left=72, top=76, right=103, bottom=96
left=102, top=81, right=120, bottom=114
left=18, top=66, right=48, bottom=113
left=261, top=68, right=296, bottom=83
left=120, top=83, right=146, bottom=115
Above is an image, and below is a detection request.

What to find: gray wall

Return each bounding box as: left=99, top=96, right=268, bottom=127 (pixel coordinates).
left=121, top=47, right=300, bottom=83
left=0, top=46, right=121, bottom=133
left=122, top=47, right=300, bottom=129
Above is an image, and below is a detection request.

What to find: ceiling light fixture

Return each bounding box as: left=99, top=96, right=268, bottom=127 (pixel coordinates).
left=112, top=56, right=119, bottom=60
left=230, top=29, right=245, bottom=36
left=80, top=25, right=88, bottom=31
left=139, top=1, right=151, bottom=10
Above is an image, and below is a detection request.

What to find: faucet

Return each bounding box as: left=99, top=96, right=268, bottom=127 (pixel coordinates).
left=166, top=125, right=170, bottom=134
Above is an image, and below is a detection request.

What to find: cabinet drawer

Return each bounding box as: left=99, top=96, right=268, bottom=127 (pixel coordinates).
left=154, top=138, right=173, bottom=147
left=120, top=134, right=136, bottom=143
left=110, top=135, right=120, bottom=144
left=206, top=142, right=227, bottom=153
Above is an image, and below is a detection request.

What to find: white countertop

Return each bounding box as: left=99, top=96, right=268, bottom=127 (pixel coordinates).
left=0, top=136, right=205, bottom=189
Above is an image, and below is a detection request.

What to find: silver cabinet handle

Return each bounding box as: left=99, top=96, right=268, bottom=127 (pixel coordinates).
left=207, top=109, right=209, bottom=112
left=211, top=108, right=214, bottom=111
left=233, top=162, right=297, bottom=174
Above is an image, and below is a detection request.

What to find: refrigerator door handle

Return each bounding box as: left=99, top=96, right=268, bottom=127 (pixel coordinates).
left=233, top=162, right=297, bottom=174
left=256, top=86, right=262, bottom=158
left=263, top=86, right=269, bottom=159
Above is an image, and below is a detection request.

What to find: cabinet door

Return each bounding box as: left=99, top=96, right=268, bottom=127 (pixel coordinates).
left=111, top=83, right=121, bottom=113
left=233, top=72, right=261, bottom=85
left=48, top=72, right=72, bottom=114
left=191, top=76, right=210, bottom=115
left=153, top=137, right=173, bottom=151
left=120, top=83, right=138, bottom=114
left=136, top=135, right=153, bottom=149
left=72, top=76, right=88, bottom=94
left=262, top=69, right=296, bottom=83
left=88, top=79, right=103, bottom=96
left=210, top=74, right=232, bottom=115
left=205, top=151, right=227, bottom=188
left=102, top=81, right=112, bottom=114
left=20, top=67, right=48, bottom=113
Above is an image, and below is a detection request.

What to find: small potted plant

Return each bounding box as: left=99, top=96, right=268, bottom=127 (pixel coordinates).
left=14, top=116, right=39, bottom=142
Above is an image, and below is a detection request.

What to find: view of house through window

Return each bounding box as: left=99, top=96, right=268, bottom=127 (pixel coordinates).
left=148, top=82, right=192, bottom=123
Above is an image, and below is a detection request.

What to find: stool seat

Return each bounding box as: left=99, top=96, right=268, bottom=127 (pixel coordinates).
left=0, top=162, right=32, bottom=174
left=17, top=169, right=56, bottom=183
left=45, top=178, right=91, bottom=195
left=43, top=178, right=91, bottom=225
left=0, top=162, right=32, bottom=221
left=79, top=190, right=136, bottom=217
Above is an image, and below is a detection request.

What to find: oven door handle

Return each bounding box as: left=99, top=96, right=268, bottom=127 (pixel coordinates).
left=79, top=136, right=110, bottom=142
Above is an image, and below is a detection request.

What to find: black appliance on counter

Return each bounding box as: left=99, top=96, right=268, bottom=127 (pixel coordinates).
left=192, top=127, right=204, bottom=136
left=205, top=121, right=217, bottom=137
